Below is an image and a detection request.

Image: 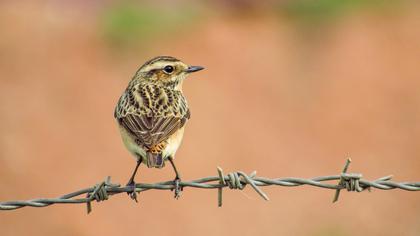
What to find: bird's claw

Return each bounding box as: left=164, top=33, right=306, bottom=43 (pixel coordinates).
left=172, top=178, right=183, bottom=199
left=126, top=181, right=138, bottom=203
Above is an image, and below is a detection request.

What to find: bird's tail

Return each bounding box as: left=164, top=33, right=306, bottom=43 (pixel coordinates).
left=146, top=152, right=165, bottom=168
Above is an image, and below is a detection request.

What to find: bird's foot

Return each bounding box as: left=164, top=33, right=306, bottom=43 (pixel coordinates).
left=172, top=177, right=183, bottom=199
left=126, top=180, right=138, bottom=202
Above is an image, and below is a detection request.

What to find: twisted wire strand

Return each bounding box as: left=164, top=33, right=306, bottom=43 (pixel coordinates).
left=0, top=159, right=419, bottom=213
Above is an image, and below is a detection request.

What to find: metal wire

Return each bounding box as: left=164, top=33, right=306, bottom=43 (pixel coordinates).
left=0, top=159, right=419, bottom=213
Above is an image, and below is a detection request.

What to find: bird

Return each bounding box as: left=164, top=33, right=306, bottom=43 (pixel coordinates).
left=114, top=56, right=204, bottom=201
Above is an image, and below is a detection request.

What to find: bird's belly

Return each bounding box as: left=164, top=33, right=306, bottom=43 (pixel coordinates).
left=118, top=124, right=185, bottom=162
left=118, top=125, right=146, bottom=160
left=162, top=127, right=185, bottom=159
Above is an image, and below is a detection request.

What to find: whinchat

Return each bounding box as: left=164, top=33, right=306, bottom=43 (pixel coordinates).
left=114, top=56, right=203, bottom=200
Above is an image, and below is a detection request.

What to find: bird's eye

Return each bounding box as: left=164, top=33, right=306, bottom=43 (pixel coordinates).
left=163, top=65, right=174, bottom=74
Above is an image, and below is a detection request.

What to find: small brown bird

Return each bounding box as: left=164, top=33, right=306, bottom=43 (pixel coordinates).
left=114, top=56, right=203, bottom=200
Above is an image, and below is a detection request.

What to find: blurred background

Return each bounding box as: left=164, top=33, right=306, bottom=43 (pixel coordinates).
left=0, top=0, right=419, bottom=235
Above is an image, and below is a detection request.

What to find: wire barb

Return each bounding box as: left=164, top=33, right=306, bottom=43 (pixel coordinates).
left=217, top=167, right=225, bottom=207
left=216, top=168, right=268, bottom=207
left=86, top=176, right=119, bottom=214
left=333, top=158, right=352, bottom=203
left=0, top=160, right=419, bottom=212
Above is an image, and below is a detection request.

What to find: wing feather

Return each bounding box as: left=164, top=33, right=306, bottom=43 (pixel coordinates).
left=115, top=84, right=189, bottom=150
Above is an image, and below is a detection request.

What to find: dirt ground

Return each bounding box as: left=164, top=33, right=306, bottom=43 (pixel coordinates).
left=0, top=1, right=419, bottom=236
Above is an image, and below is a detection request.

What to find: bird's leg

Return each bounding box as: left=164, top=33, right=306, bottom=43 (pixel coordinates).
left=126, top=158, right=142, bottom=202
left=168, top=156, right=182, bottom=199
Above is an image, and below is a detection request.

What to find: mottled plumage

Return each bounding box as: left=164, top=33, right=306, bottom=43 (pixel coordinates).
left=114, top=56, right=203, bottom=200
left=115, top=81, right=190, bottom=167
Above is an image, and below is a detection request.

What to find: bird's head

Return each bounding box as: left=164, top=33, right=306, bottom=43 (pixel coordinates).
left=133, top=56, right=204, bottom=90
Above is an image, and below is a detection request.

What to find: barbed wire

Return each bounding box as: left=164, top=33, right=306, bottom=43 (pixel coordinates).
left=0, top=159, right=419, bottom=213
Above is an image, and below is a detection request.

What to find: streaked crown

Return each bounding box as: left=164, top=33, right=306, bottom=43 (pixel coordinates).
left=132, top=56, right=203, bottom=89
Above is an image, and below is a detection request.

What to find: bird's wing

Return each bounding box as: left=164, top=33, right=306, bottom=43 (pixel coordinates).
left=114, top=85, right=190, bottom=149
left=117, top=112, right=189, bottom=148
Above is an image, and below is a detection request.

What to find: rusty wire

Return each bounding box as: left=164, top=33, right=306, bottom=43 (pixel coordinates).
left=0, top=159, right=419, bottom=213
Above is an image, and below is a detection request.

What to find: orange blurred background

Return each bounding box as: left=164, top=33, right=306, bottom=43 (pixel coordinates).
left=1, top=0, right=419, bottom=235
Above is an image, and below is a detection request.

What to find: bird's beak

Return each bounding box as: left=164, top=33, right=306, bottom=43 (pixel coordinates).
left=185, top=66, right=204, bottom=73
